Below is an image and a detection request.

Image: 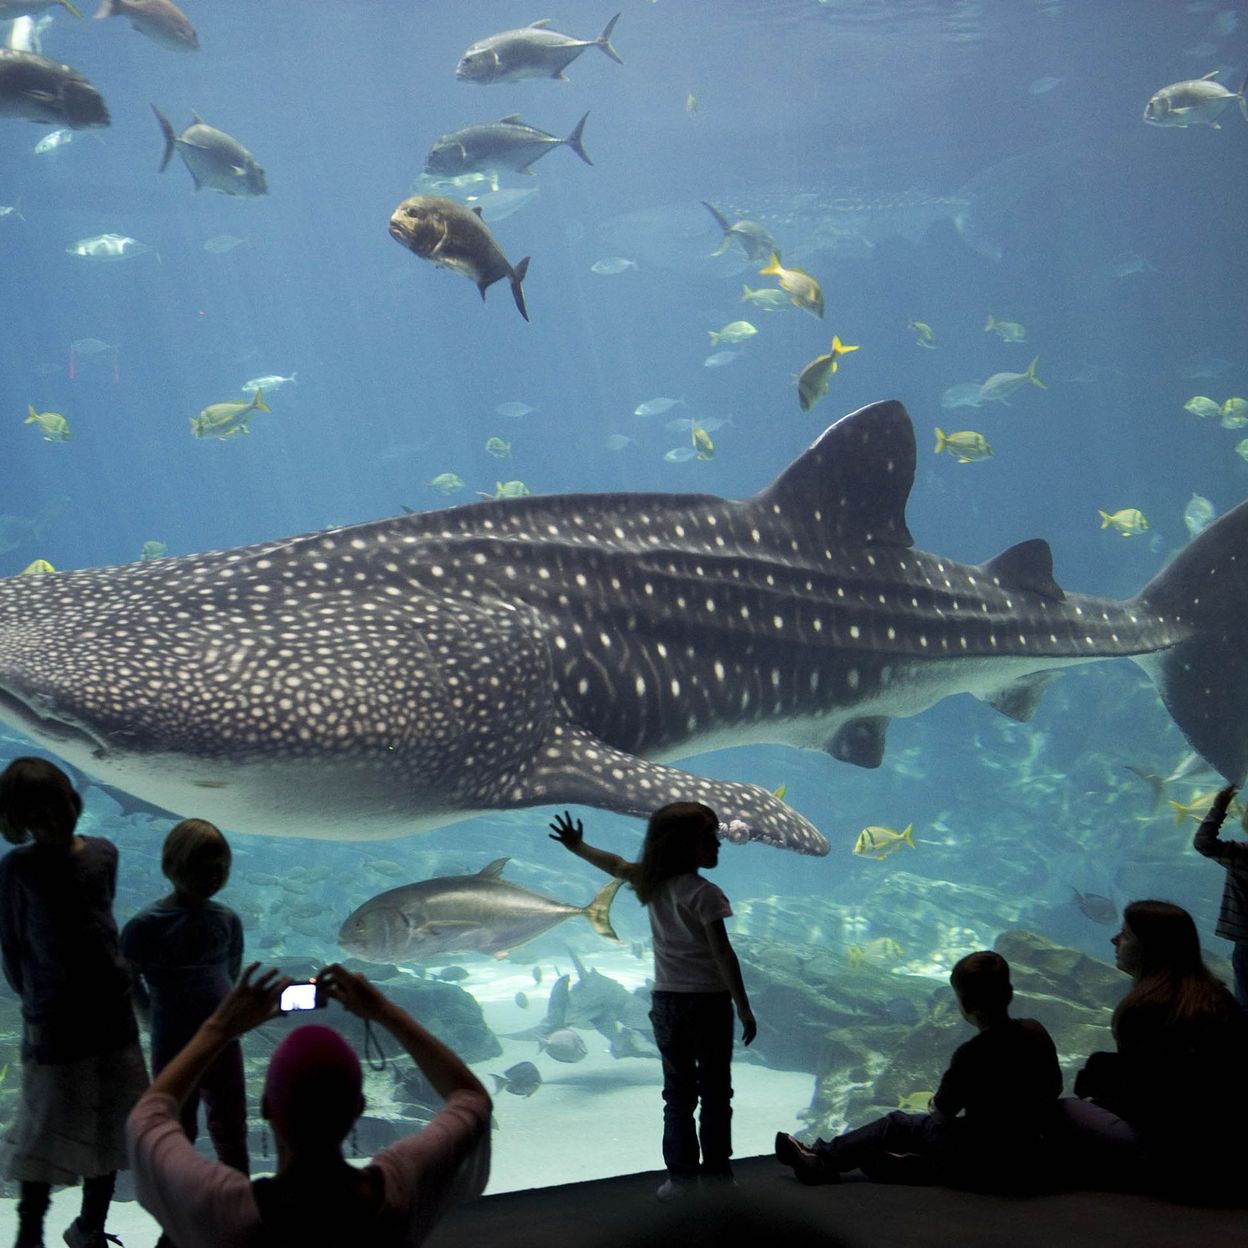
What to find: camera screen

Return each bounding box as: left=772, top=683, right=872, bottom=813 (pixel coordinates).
left=279, top=982, right=318, bottom=1012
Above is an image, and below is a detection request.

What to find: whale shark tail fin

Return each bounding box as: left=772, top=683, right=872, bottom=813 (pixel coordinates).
left=1134, top=497, right=1248, bottom=785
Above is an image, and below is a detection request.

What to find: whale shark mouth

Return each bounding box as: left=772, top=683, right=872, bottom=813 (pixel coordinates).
left=0, top=400, right=1245, bottom=854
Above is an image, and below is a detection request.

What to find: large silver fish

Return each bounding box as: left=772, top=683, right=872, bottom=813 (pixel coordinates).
left=0, top=48, right=108, bottom=128
left=338, top=858, right=622, bottom=962
left=456, top=14, right=621, bottom=84
left=0, top=401, right=1245, bottom=856
left=151, top=105, right=267, bottom=196
left=389, top=194, right=530, bottom=319
left=425, top=113, right=591, bottom=178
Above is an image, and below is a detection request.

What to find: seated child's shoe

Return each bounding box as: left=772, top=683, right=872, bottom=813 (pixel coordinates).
left=774, top=1132, right=839, bottom=1185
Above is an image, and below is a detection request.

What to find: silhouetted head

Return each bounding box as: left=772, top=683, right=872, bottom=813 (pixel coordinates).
left=262, top=1025, right=364, bottom=1152
left=632, top=801, right=720, bottom=904
left=950, top=950, right=1014, bottom=1014
left=1114, top=899, right=1203, bottom=980
left=0, top=756, right=82, bottom=847
left=162, top=818, right=231, bottom=901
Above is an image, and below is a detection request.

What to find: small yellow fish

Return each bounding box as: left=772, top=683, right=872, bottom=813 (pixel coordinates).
left=708, top=320, right=757, bottom=346
left=772, top=783, right=788, bottom=802
left=897, top=1090, right=935, bottom=1112
left=741, top=284, right=792, bottom=311
left=908, top=319, right=936, bottom=349
left=191, top=389, right=270, bottom=440
left=1220, top=397, right=1248, bottom=428
left=1237, top=437, right=1248, bottom=464
left=1184, top=395, right=1222, bottom=419
left=691, top=422, right=715, bottom=460
left=478, top=480, right=532, bottom=499
left=1098, top=507, right=1149, bottom=537
left=1168, top=791, right=1224, bottom=825
left=685, top=92, right=698, bottom=114
left=853, top=823, right=916, bottom=860
left=934, top=427, right=992, bottom=463
left=984, top=314, right=1027, bottom=342
left=485, top=437, right=512, bottom=458
left=429, top=472, right=465, bottom=494
left=759, top=252, right=824, bottom=318
left=797, top=336, right=859, bottom=412
left=861, top=935, right=905, bottom=962
left=19, top=560, right=55, bottom=576
left=846, top=944, right=866, bottom=968
left=139, top=540, right=168, bottom=561
left=25, top=405, right=70, bottom=441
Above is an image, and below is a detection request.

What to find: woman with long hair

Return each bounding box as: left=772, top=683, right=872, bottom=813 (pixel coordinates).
left=1062, top=898, right=1245, bottom=1195
left=550, top=802, right=756, bottom=1199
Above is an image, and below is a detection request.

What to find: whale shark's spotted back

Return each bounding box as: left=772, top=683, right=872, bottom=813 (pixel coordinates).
left=0, top=400, right=1245, bottom=853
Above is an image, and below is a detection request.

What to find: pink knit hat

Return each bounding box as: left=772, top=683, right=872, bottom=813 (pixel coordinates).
left=263, top=1025, right=363, bottom=1145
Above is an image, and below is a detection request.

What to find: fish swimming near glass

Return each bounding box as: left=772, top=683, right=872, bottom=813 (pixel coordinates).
left=0, top=401, right=1245, bottom=857
left=337, top=857, right=622, bottom=963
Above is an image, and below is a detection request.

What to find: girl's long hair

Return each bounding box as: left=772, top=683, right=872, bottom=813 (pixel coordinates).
left=631, top=801, right=718, bottom=906
left=1112, top=899, right=1238, bottom=1042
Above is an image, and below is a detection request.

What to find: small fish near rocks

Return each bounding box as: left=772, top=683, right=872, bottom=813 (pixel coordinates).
left=389, top=195, right=530, bottom=320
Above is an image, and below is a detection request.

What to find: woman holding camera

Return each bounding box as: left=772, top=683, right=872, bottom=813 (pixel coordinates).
left=126, top=962, right=491, bottom=1247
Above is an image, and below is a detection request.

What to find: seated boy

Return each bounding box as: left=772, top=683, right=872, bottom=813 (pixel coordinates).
left=776, top=951, right=1061, bottom=1189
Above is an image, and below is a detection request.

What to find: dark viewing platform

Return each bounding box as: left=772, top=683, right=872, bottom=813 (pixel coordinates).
left=426, top=1154, right=1247, bottom=1248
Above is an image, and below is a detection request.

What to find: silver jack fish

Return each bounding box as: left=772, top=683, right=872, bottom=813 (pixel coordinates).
left=456, top=14, right=621, bottom=84
left=389, top=194, right=530, bottom=320
left=338, top=858, right=622, bottom=963
left=0, top=49, right=108, bottom=128
left=0, top=401, right=1244, bottom=856
left=152, top=105, right=267, bottom=196
left=425, top=113, right=592, bottom=178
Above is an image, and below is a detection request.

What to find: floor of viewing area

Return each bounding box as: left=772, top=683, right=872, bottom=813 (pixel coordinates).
left=3, top=1153, right=1245, bottom=1246
left=425, top=1155, right=1248, bottom=1248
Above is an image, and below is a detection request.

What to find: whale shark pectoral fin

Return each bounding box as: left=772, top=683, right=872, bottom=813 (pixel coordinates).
left=982, top=671, right=1062, bottom=722
left=826, top=716, right=890, bottom=768
left=513, top=723, right=830, bottom=856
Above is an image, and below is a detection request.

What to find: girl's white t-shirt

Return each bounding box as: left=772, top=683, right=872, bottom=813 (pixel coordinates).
left=646, top=872, right=732, bottom=993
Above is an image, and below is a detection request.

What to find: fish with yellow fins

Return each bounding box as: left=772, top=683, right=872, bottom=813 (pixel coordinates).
left=25, top=405, right=70, bottom=441
left=19, top=560, right=55, bottom=576
left=934, top=428, right=992, bottom=463
left=191, top=389, right=269, bottom=440
left=1098, top=507, right=1149, bottom=537
left=797, top=336, right=859, bottom=412
left=853, top=823, right=915, bottom=860
left=690, top=420, right=715, bottom=460
left=908, top=319, right=936, bottom=349
left=759, top=252, right=824, bottom=318
left=984, top=314, right=1027, bottom=342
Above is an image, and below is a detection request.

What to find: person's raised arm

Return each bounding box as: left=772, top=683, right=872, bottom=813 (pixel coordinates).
left=1194, top=785, right=1248, bottom=863
left=319, top=963, right=487, bottom=1103
left=548, top=811, right=636, bottom=881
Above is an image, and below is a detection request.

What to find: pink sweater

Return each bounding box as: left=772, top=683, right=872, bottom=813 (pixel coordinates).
left=127, top=1087, right=491, bottom=1247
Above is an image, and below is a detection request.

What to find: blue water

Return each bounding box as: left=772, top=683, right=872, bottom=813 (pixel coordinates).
left=2, top=0, right=1246, bottom=1191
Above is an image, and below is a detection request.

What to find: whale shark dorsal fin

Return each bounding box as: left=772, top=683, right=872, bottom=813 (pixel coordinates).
left=979, top=538, right=1065, bottom=601
left=755, top=400, right=915, bottom=548
left=478, top=857, right=509, bottom=879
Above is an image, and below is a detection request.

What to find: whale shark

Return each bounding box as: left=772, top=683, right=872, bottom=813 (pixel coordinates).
left=0, top=400, right=1245, bottom=855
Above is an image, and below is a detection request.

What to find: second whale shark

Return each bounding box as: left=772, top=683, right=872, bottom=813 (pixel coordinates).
left=0, top=400, right=1244, bottom=854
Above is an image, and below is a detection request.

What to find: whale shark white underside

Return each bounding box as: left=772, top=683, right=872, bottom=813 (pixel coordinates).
left=1, top=400, right=1245, bottom=855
